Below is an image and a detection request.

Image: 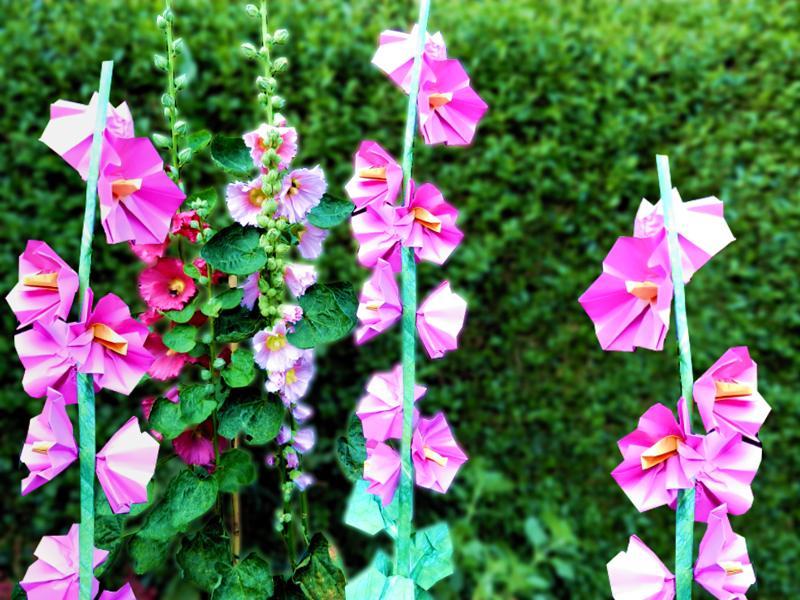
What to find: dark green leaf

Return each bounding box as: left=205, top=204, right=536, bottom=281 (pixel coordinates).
left=177, top=526, right=228, bottom=592
left=187, top=129, right=213, bottom=153
left=166, top=469, right=219, bottom=530
left=180, top=383, right=218, bottom=424
left=210, top=135, right=254, bottom=178
left=337, top=414, right=367, bottom=482
left=222, top=348, right=256, bottom=388
left=409, top=523, right=454, bottom=590
left=292, top=533, right=345, bottom=600
left=201, top=224, right=267, bottom=276
left=148, top=395, right=186, bottom=440
left=218, top=287, right=245, bottom=310
left=307, top=193, right=354, bottom=229
left=287, top=282, right=358, bottom=349
left=214, top=553, right=274, bottom=600
left=163, top=324, right=198, bottom=353
left=217, top=448, right=257, bottom=493
left=130, top=534, right=173, bottom=575
left=216, top=306, right=266, bottom=343
left=218, top=393, right=283, bottom=445
left=163, top=301, right=197, bottom=324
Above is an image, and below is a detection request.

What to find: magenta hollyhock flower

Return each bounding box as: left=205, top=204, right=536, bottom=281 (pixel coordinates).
left=611, top=400, right=703, bottom=512
left=253, top=320, right=304, bottom=372
left=20, top=523, right=109, bottom=600
left=411, top=413, right=468, bottom=493
left=371, top=26, right=447, bottom=93
left=138, top=257, right=197, bottom=311
left=351, top=201, right=412, bottom=272
left=240, top=273, right=261, bottom=310
left=694, top=505, right=756, bottom=598
left=226, top=176, right=270, bottom=227
left=173, top=420, right=218, bottom=468
left=356, top=364, right=426, bottom=442
left=266, top=350, right=315, bottom=403
left=170, top=209, right=208, bottom=243
left=284, top=263, right=317, bottom=297
left=21, top=388, right=77, bottom=496
left=98, top=584, right=137, bottom=600
left=579, top=235, right=673, bottom=352
left=297, top=221, right=329, bottom=260
left=138, top=307, right=162, bottom=327
left=96, top=416, right=159, bottom=514
left=129, top=240, right=168, bottom=265
left=6, top=240, right=79, bottom=328
left=193, top=257, right=226, bottom=285
left=693, top=346, right=770, bottom=439
left=416, top=280, right=468, bottom=359
left=276, top=166, right=327, bottom=223
left=97, top=135, right=185, bottom=245
left=417, top=59, right=488, bottom=146
left=355, top=258, right=402, bottom=344
left=345, top=140, right=403, bottom=209
left=144, top=332, right=194, bottom=381
left=607, top=535, right=675, bottom=600
left=364, top=440, right=401, bottom=506
left=403, top=181, right=463, bottom=265
left=39, top=92, right=133, bottom=179
left=243, top=118, right=298, bottom=170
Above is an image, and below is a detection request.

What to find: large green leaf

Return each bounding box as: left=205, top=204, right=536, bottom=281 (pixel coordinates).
left=148, top=396, right=187, bottom=440
left=217, top=448, right=257, bottom=493
left=287, top=282, right=358, bottom=349
left=292, top=533, right=346, bottom=600
left=162, top=301, right=197, bottom=324
left=201, top=224, right=267, bottom=276
left=210, top=135, right=253, bottom=178
left=163, top=324, right=198, bottom=353
left=307, top=193, right=354, bottom=229
left=409, top=523, right=454, bottom=591
left=168, top=469, right=220, bottom=530
left=222, top=348, right=256, bottom=388
left=336, top=414, right=367, bottom=482
left=216, top=306, right=267, bottom=343
left=177, top=526, right=228, bottom=592
left=214, top=553, right=274, bottom=600
left=187, top=130, right=213, bottom=153
left=130, top=534, right=173, bottom=575
left=344, top=479, right=398, bottom=539
left=218, top=393, right=283, bottom=445
left=180, top=383, right=219, bottom=424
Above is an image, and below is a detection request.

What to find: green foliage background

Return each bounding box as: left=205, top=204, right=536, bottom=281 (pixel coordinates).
left=1, top=0, right=799, bottom=597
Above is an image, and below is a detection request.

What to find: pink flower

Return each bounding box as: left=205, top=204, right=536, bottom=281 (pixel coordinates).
left=21, top=388, right=77, bottom=495
left=139, top=257, right=197, bottom=312
left=138, top=307, right=162, bottom=327
left=292, top=402, right=313, bottom=423
left=99, top=584, right=137, bottom=600
left=579, top=236, right=673, bottom=352
left=276, top=166, right=327, bottom=223
left=351, top=201, right=412, bottom=272
left=293, top=472, right=315, bottom=491
left=356, top=364, right=426, bottom=442
left=266, top=350, right=315, bottom=403
left=170, top=210, right=208, bottom=243
left=297, top=221, right=329, bottom=259
left=371, top=26, right=448, bottom=93
left=416, top=280, right=468, bottom=359
left=241, top=273, right=261, bottom=310
left=97, top=135, right=185, bottom=245
left=6, top=240, right=79, bottom=328
left=253, top=320, right=303, bottom=371
left=243, top=119, right=298, bottom=170
left=173, top=420, right=217, bottom=468
left=693, top=346, right=770, bottom=439
left=403, top=181, right=463, bottom=265
left=284, top=263, right=317, bottom=297
left=364, top=440, right=401, bottom=506
left=345, top=140, right=403, bottom=209
left=412, top=413, right=468, bottom=494
left=145, top=332, right=195, bottom=380
left=193, top=257, right=226, bottom=285
left=417, top=59, right=488, bottom=146
left=226, top=176, right=270, bottom=227
left=20, top=523, right=109, bottom=600
left=96, top=416, right=159, bottom=514
left=280, top=304, right=304, bottom=324
left=355, top=258, right=402, bottom=344
left=694, top=505, right=756, bottom=599
left=129, top=240, right=168, bottom=265
left=607, top=535, right=675, bottom=600
left=293, top=427, right=316, bottom=454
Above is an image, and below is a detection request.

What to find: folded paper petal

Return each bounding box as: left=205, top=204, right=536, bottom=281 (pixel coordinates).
left=345, top=140, right=404, bottom=209
left=351, top=201, right=412, bottom=272
left=371, top=26, right=447, bottom=93
left=99, top=583, right=137, bottom=600
left=355, top=259, right=402, bottom=344
left=364, top=440, right=401, bottom=506
left=403, top=181, right=463, bottom=265
left=416, top=281, right=467, bottom=359
left=356, top=364, right=426, bottom=442
left=412, top=412, right=468, bottom=493
left=693, top=346, right=770, bottom=438
left=694, top=504, right=756, bottom=599
left=607, top=535, right=675, bottom=600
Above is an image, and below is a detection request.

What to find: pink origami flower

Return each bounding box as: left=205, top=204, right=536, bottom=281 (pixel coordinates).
left=276, top=166, right=327, bottom=223
left=253, top=320, right=303, bottom=372
left=138, top=257, right=197, bottom=311
left=21, top=388, right=77, bottom=495
left=412, top=413, right=468, bottom=493
left=371, top=26, right=448, bottom=93
left=694, top=505, right=756, bottom=599
left=634, top=189, right=735, bottom=283
left=97, top=135, right=185, bottom=245
left=144, top=333, right=195, bottom=381
left=417, top=59, right=488, bottom=146
left=416, top=281, right=468, bottom=359
left=297, top=221, right=329, bottom=260
left=96, top=416, right=159, bottom=514
left=266, top=350, right=315, bottom=403
left=355, top=259, right=402, bottom=344
left=39, top=92, right=133, bottom=179
left=284, top=263, right=317, bottom=297
left=356, top=364, right=426, bottom=442
left=243, top=119, right=298, bottom=170
left=611, top=400, right=703, bottom=512
left=351, top=201, right=412, bottom=272
left=129, top=240, right=168, bottom=265
left=403, top=181, right=463, bottom=265
left=345, top=141, right=403, bottom=210
left=99, top=584, right=137, bottom=600
left=170, top=209, right=208, bottom=243
left=579, top=236, right=673, bottom=352
left=364, top=440, right=401, bottom=506
left=693, top=346, right=770, bottom=438
left=226, top=176, right=269, bottom=227
left=607, top=535, right=675, bottom=600
left=20, top=523, right=109, bottom=600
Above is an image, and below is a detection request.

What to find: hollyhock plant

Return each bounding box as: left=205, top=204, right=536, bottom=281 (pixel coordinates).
left=138, top=257, right=197, bottom=311
left=284, top=263, right=317, bottom=297
left=129, top=240, right=168, bottom=265
left=254, top=319, right=304, bottom=371
left=144, top=332, right=195, bottom=380
left=694, top=505, right=756, bottom=598
left=20, top=389, right=77, bottom=495
left=411, top=412, right=468, bottom=493
left=607, top=535, right=675, bottom=600
left=693, top=346, right=770, bottom=439
left=371, top=26, right=447, bottom=93
left=297, top=221, right=329, bottom=260
left=416, top=280, right=468, bottom=359
left=276, top=166, right=327, bottom=223
left=364, top=440, right=402, bottom=506
left=345, top=140, right=403, bottom=209
left=352, top=201, right=411, bottom=272
left=579, top=235, right=673, bottom=352
left=356, top=364, right=426, bottom=442
left=170, top=210, right=209, bottom=243
left=355, top=258, right=402, bottom=344
left=225, top=176, right=268, bottom=227
left=6, top=240, right=79, bottom=328
left=266, top=350, right=315, bottom=403
left=173, top=419, right=219, bottom=469
left=403, top=181, right=464, bottom=265
left=243, top=117, right=298, bottom=169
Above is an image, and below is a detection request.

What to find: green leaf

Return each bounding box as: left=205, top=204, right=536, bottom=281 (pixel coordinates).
left=148, top=395, right=186, bottom=440
left=292, top=533, right=346, bottom=600
left=344, top=479, right=398, bottom=539
left=210, top=135, right=254, bottom=178
left=222, top=348, right=256, bottom=388
left=177, top=526, right=228, bottom=592
left=337, top=414, right=367, bottom=482
left=214, top=553, right=274, bottom=600
left=163, top=301, right=197, bottom=324
left=216, top=306, right=266, bottom=343
left=307, top=193, right=354, bottom=229
left=184, top=262, right=203, bottom=280
left=524, top=516, right=548, bottom=549
left=287, top=282, right=358, bottom=349
left=180, top=383, right=218, bottom=424
left=187, top=129, right=213, bottom=153
left=163, top=324, right=198, bottom=353
left=201, top=224, right=267, bottom=276
left=217, top=448, right=257, bottom=493
left=166, top=469, right=219, bottom=530
left=130, top=534, right=173, bottom=574
left=218, top=393, right=283, bottom=445
left=409, top=523, right=454, bottom=590
left=219, top=287, right=245, bottom=309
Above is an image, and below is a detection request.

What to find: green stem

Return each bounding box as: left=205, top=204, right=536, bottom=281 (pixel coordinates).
left=656, top=155, right=695, bottom=599
left=164, top=0, right=180, bottom=183
left=278, top=457, right=297, bottom=568
left=396, top=0, right=431, bottom=579
left=260, top=0, right=273, bottom=123
left=207, top=269, right=221, bottom=470
left=77, top=60, right=113, bottom=600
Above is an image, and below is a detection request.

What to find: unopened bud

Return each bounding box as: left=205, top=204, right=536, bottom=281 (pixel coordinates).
left=273, top=29, right=289, bottom=44
left=244, top=3, right=260, bottom=17
left=272, top=57, right=289, bottom=73
left=240, top=43, right=258, bottom=59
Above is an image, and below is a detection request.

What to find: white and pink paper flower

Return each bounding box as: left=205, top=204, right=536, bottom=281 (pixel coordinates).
left=356, top=364, right=426, bottom=442
left=345, top=140, right=403, bottom=210
left=607, top=535, right=675, bottom=600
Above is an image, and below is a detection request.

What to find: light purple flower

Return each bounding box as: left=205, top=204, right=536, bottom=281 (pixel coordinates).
left=292, top=402, right=314, bottom=423
left=241, top=273, right=261, bottom=310
left=266, top=350, right=315, bottom=403
left=253, top=320, right=303, bottom=372
left=226, top=175, right=269, bottom=226
left=280, top=304, right=304, bottom=324
left=276, top=166, right=327, bottom=223
left=243, top=118, right=298, bottom=170
left=293, top=472, right=315, bottom=491
left=286, top=451, right=299, bottom=469
left=277, top=424, right=291, bottom=446
left=411, top=413, right=468, bottom=494
left=293, top=427, right=316, bottom=454
left=297, top=221, right=329, bottom=259
left=284, top=263, right=317, bottom=297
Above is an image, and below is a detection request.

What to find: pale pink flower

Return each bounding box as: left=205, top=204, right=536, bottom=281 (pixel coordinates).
left=411, top=413, right=468, bottom=493
left=138, top=257, right=197, bottom=311
left=351, top=201, right=412, bottom=272
left=355, top=258, right=402, bottom=345
left=416, top=280, right=468, bottom=359
left=253, top=320, right=303, bottom=371
left=226, top=176, right=270, bottom=227
left=241, top=273, right=261, bottom=310
left=243, top=119, right=298, bottom=170
left=266, top=350, right=315, bottom=403
left=284, top=263, right=317, bottom=297
left=364, top=440, right=401, bottom=506
left=356, top=364, right=425, bottom=442
left=345, top=140, right=403, bottom=209
left=607, top=535, right=675, bottom=600
left=280, top=304, right=304, bottom=324
left=371, top=26, right=448, bottom=93
left=297, top=221, right=329, bottom=259
left=694, top=504, right=756, bottom=598
left=276, top=166, right=327, bottom=223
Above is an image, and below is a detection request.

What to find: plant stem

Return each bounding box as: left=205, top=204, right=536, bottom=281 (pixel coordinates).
left=164, top=0, right=181, bottom=183
left=260, top=0, right=273, bottom=123
left=278, top=457, right=297, bottom=568
left=231, top=435, right=242, bottom=563
left=207, top=268, right=221, bottom=470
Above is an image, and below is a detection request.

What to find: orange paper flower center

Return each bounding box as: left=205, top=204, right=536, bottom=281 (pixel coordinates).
left=423, top=446, right=448, bottom=467
left=714, top=380, right=752, bottom=399
left=32, top=440, right=56, bottom=455
left=23, top=272, right=59, bottom=289
left=640, top=435, right=682, bottom=470
left=411, top=206, right=443, bottom=233
left=91, top=323, right=129, bottom=356
left=626, top=280, right=659, bottom=302
left=428, top=92, right=453, bottom=109
left=112, top=178, right=143, bottom=201
left=358, top=166, right=388, bottom=181
left=720, top=561, right=744, bottom=576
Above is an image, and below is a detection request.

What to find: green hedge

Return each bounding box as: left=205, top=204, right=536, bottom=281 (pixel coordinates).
left=2, top=0, right=799, bottom=597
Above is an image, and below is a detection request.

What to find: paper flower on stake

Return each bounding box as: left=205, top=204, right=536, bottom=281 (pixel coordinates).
left=355, top=259, right=402, bottom=344
left=364, top=440, right=401, bottom=506
left=21, top=389, right=77, bottom=495
left=96, top=416, right=159, bottom=514
left=416, top=281, right=468, bottom=359
left=693, top=346, right=770, bottom=438
left=579, top=236, right=673, bottom=352
left=356, top=364, right=426, bottom=442
left=253, top=319, right=304, bottom=372
left=403, top=181, right=464, bottom=265
left=412, top=412, right=468, bottom=493
left=99, top=584, right=137, bottom=600
left=607, top=535, right=675, bottom=600
left=345, top=141, right=404, bottom=209
left=276, top=166, right=327, bottom=223
left=138, top=257, right=197, bottom=311
left=417, top=59, right=488, bottom=146
left=371, top=26, right=447, bottom=93
left=97, top=136, right=185, bottom=245
left=6, top=241, right=79, bottom=328
left=694, top=505, right=756, bottom=598
left=20, top=523, right=109, bottom=600
left=352, top=201, right=412, bottom=272
left=39, top=93, right=133, bottom=179
left=284, top=263, right=317, bottom=297
left=634, top=189, right=735, bottom=283
left=297, top=221, right=329, bottom=260
left=226, top=175, right=269, bottom=227
left=243, top=118, right=298, bottom=170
